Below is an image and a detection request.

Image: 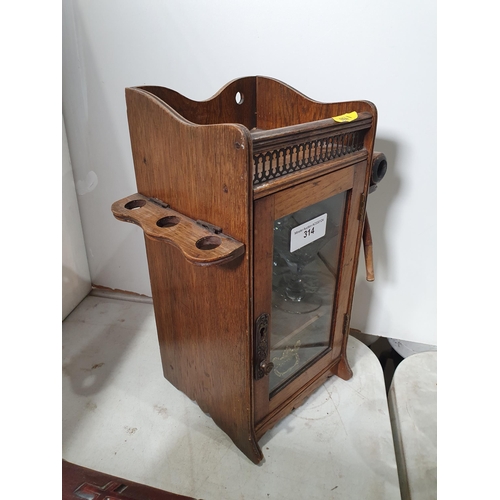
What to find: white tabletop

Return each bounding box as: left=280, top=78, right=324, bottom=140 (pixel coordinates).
left=388, top=351, right=437, bottom=500
left=63, top=295, right=401, bottom=500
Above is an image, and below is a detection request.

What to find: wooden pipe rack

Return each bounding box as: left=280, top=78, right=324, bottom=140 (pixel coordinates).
left=112, top=193, right=245, bottom=266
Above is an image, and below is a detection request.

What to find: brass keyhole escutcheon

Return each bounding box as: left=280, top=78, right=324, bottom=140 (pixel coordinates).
left=254, top=313, right=272, bottom=380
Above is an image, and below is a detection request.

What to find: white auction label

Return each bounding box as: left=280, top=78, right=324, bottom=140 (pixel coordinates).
left=289, top=213, right=327, bottom=252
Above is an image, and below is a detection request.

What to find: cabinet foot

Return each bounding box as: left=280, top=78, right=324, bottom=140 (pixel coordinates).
left=336, top=355, right=353, bottom=381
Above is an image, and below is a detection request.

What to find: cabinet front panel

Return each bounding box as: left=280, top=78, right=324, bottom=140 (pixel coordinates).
left=268, top=190, right=346, bottom=395
left=253, top=161, right=367, bottom=427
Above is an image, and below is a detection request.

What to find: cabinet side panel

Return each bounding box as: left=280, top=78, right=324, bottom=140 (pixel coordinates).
left=125, top=88, right=261, bottom=463
left=256, top=76, right=377, bottom=130
left=139, top=77, right=257, bottom=129
left=145, top=238, right=262, bottom=462
left=125, top=88, right=251, bottom=243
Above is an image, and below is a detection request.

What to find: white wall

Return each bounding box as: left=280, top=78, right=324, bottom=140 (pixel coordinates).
left=62, top=115, right=92, bottom=319
left=62, top=0, right=436, bottom=345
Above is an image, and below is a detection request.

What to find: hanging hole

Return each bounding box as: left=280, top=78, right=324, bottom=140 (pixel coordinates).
left=235, top=92, right=244, bottom=105
left=156, top=216, right=180, bottom=228
left=196, top=235, right=222, bottom=250
left=125, top=199, right=146, bottom=210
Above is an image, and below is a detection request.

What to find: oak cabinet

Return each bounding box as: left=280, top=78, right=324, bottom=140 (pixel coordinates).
left=112, top=77, right=383, bottom=464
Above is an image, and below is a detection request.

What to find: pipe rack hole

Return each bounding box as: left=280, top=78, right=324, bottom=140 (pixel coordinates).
left=125, top=199, right=146, bottom=210
left=196, top=236, right=222, bottom=250
left=156, top=216, right=180, bottom=228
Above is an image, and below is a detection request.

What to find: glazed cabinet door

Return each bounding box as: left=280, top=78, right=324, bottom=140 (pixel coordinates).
left=253, top=160, right=368, bottom=433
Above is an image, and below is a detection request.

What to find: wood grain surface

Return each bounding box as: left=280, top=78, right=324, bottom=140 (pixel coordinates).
left=114, top=77, right=379, bottom=464
left=62, top=460, right=194, bottom=500
left=125, top=86, right=261, bottom=463
left=111, top=193, right=245, bottom=266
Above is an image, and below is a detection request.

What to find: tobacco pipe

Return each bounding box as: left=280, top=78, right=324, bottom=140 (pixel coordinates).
left=363, top=152, right=387, bottom=281
left=369, top=151, right=387, bottom=192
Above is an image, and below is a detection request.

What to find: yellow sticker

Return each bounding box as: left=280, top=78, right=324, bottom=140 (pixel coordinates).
left=332, top=111, right=358, bottom=123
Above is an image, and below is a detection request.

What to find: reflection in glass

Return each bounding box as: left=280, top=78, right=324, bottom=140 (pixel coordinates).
left=273, top=209, right=338, bottom=314
left=269, top=192, right=346, bottom=394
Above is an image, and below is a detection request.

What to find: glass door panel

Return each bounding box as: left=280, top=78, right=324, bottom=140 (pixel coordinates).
left=269, top=191, right=346, bottom=394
